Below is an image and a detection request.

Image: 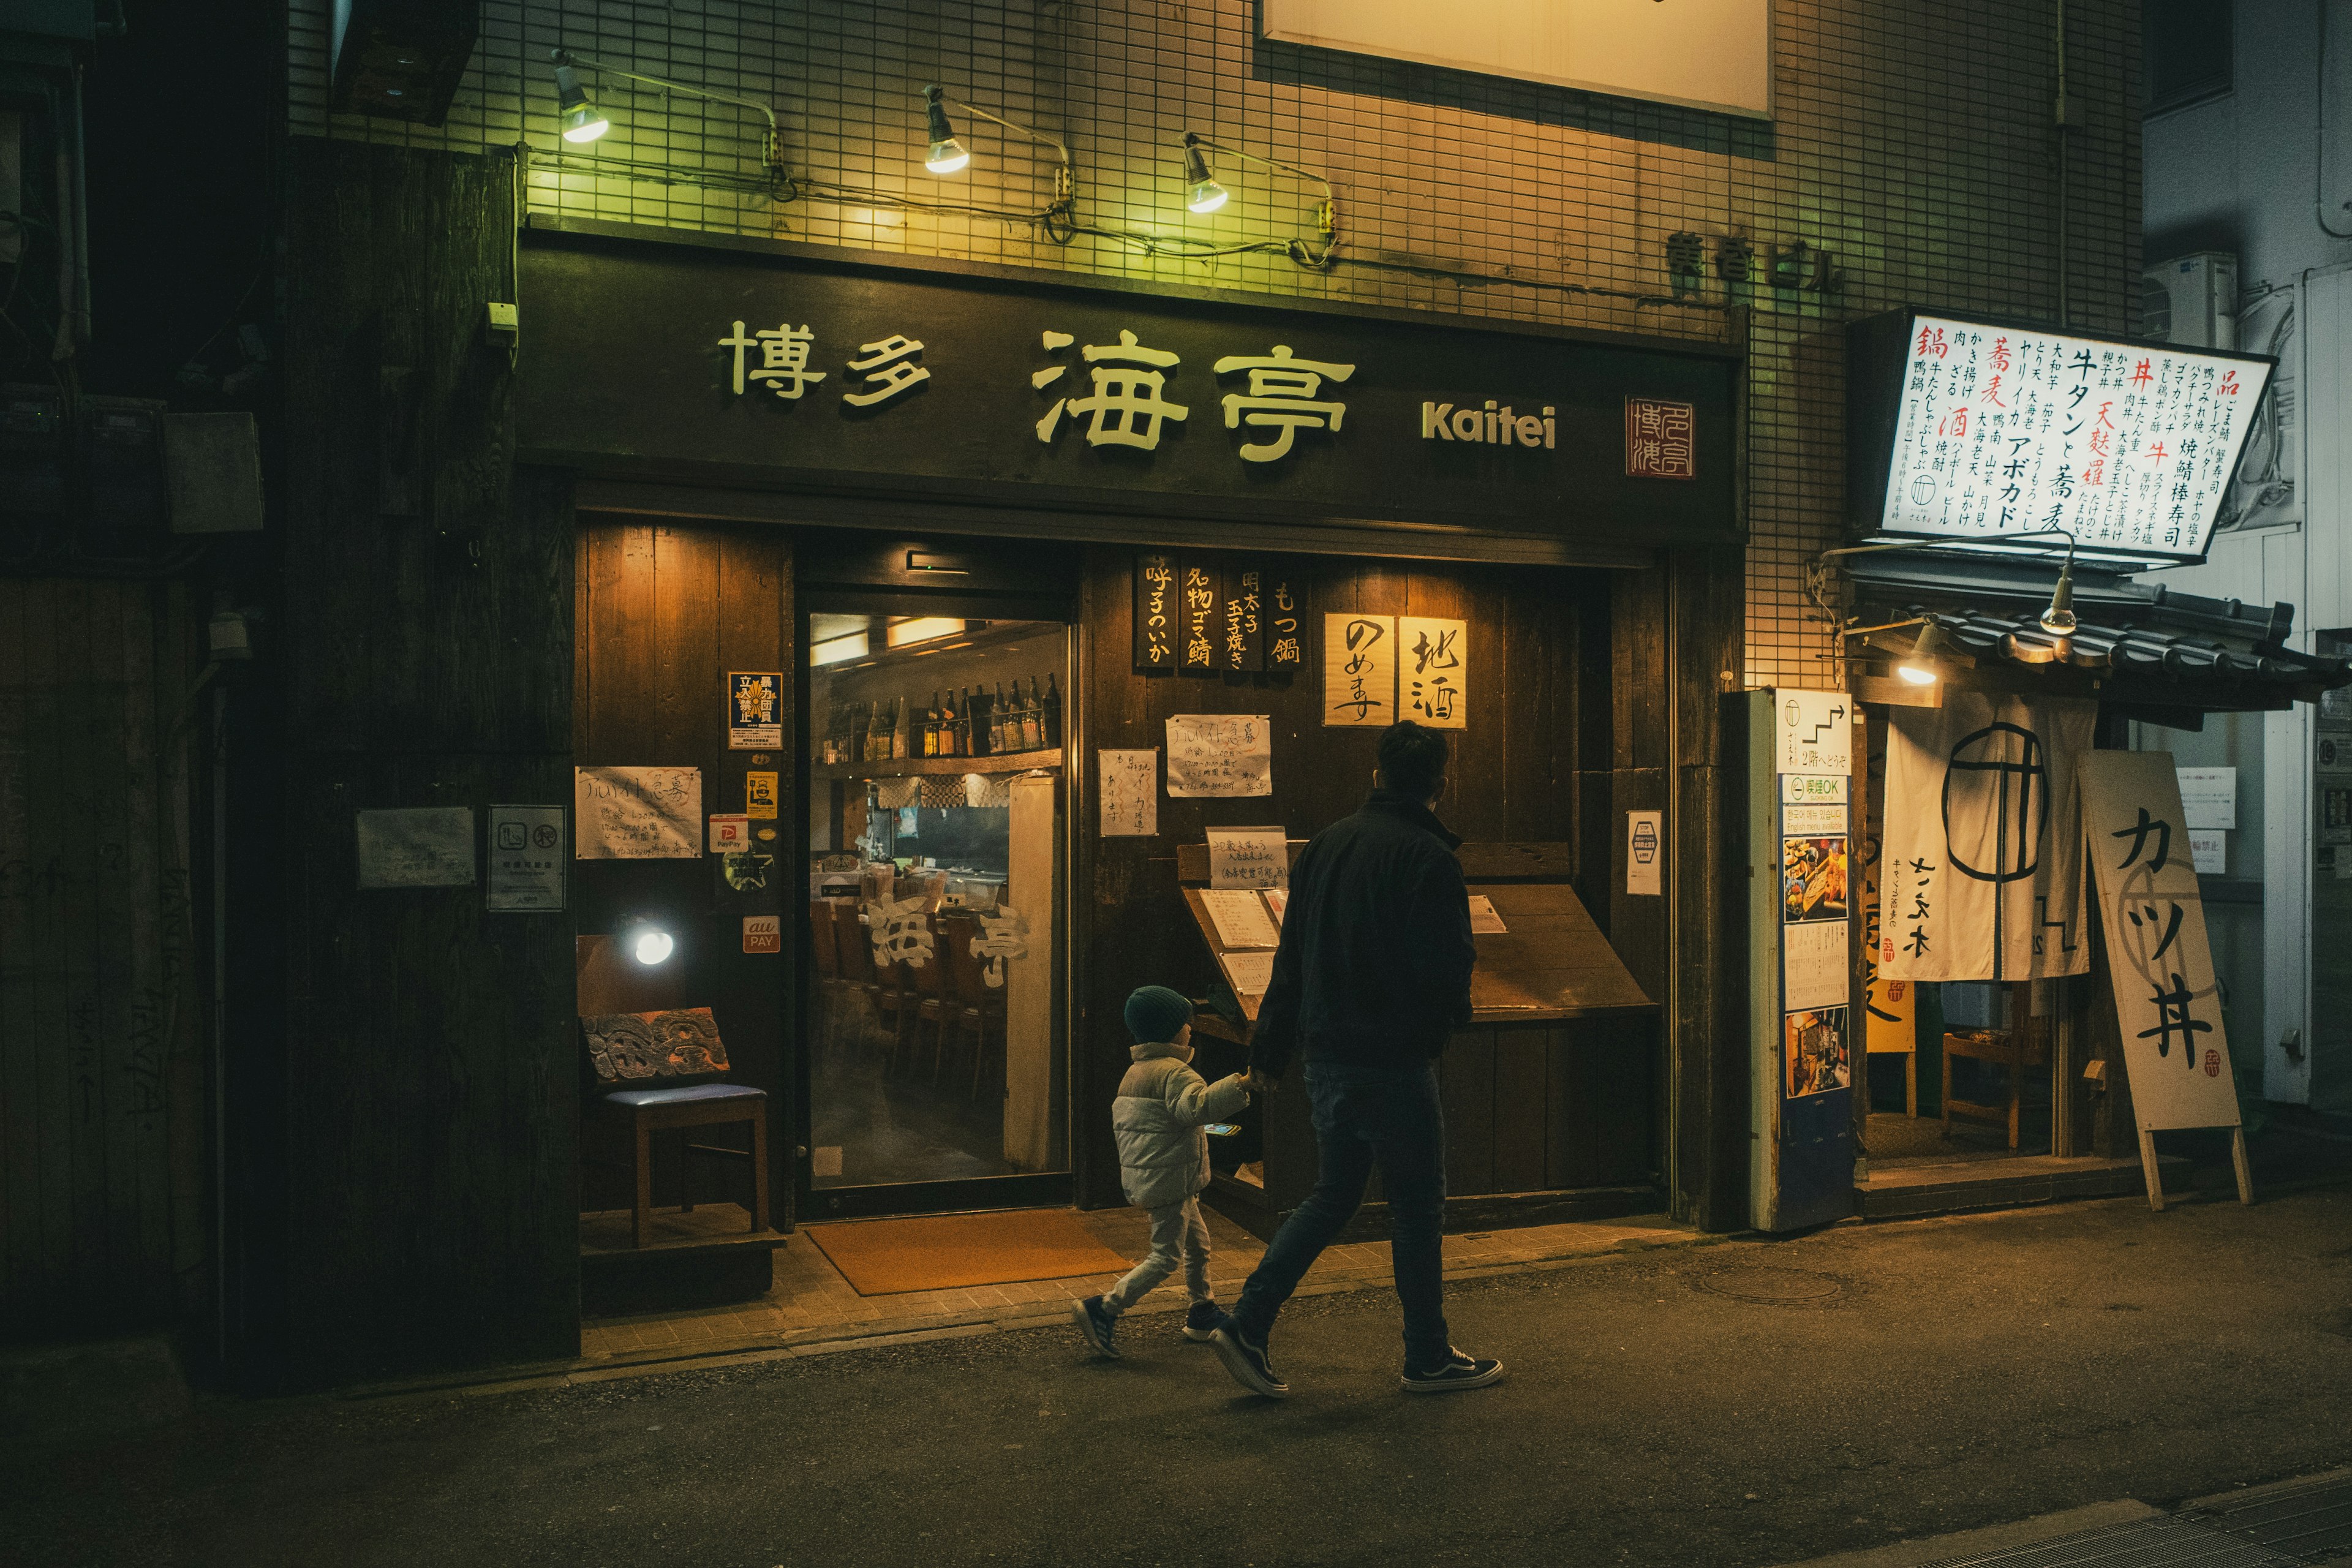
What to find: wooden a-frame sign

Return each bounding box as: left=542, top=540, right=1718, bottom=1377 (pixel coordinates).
left=2078, top=751, right=2254, bottom=1210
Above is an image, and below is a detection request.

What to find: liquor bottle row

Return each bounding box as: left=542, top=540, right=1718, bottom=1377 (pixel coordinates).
left=816, top=674, right=1062, bottom=766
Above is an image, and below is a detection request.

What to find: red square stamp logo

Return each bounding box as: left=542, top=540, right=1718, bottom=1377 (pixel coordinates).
left=742, top=915, right=782, bottom=954
left=1625, top=397, right=1697, bottom=480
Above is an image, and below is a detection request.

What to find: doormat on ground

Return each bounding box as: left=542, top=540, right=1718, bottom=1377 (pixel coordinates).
left=805, top=1208, right=1131, bottom=1296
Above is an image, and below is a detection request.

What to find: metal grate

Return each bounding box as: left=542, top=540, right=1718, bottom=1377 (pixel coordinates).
left=1912, top=1516, right=2302, bottom=1568
left=2189, top=1473, right=2352, bottom=1563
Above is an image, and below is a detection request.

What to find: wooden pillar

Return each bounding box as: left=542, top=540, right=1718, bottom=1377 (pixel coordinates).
left=273, top=140, right=578, bottom=1389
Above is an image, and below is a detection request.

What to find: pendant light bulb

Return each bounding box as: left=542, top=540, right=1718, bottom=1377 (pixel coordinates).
left=1896, top=620, right=1950, bottom=685
left=923, top=86, right=970, bottom=175
left=554, top=62, right=609, bottom=144
left=2039, top=558, right=2079, bottom=634
left=1182, top=134, right=1228, bottom=214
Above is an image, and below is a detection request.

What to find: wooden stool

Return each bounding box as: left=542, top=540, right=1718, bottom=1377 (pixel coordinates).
left=602, top=1084, right=770, bottom=1248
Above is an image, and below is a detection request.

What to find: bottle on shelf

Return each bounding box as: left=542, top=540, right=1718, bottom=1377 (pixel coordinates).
left=922, top=690, right=940, bottom=758
left=943, top=688, right=963, bottom=758
left=867, top=700, right=888, bottom=764
left=1041, top=672, right=1062, bottom=748
left=968, top=684, right=991, bottom=756
left=890, top=696, right=907, bottom=761
left=990, top=682, right=1009, bottom=755
left=1018, top=677, right=1042, bottom=752
left=957, top=687, right=977, bottom=758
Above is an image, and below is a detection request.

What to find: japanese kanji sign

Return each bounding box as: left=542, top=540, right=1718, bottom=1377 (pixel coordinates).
left=1856, top=311, right=2275, bottom=560
left=1880, top=693, right=2094, bottom=982
left=1180, top=560, right=1219, bottom=674
left=1322, top=612, right=1395, bottom=728
left=1219, top=563, right=1267, bottom=673
left=1133, top=552, right=1176, bottom=673
left=1265, top=572, right=1307, bottom=669
left=518, top=236, right=1737, bottom=548
left=2079, top=750, right=2242, bottom=1132
left=1397, top=615, right=1467, bottom=728
left=1625, top=398, right=1697, bottom=479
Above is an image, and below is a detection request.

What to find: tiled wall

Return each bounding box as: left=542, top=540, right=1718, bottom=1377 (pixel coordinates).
left=287, top=0, right=2140, bottom=689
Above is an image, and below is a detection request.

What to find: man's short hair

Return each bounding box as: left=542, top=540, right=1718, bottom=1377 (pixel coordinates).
left=1378, top=722, right=1449, bottom=802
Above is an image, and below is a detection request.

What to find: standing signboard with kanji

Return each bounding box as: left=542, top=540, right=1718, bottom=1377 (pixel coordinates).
left=2077, top=750, right=2254, bottom=1209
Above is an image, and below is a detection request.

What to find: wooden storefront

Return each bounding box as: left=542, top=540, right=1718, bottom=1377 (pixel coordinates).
left=263, top=138, right=1752, bottom=1389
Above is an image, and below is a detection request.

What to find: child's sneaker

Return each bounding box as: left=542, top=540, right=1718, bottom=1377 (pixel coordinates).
left=1071, top=1295, right=1120, bottom=1359
left=1183, top=1301, right=1228, bottom=1342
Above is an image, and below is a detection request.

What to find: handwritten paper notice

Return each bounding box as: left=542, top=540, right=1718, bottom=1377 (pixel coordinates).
left=1220, top=949, right=1276, bottom=997
left=575, top=766, right=703, bottom=859
left=1166, top=715, right=1272, bottom=797
left=1398, top=616, right=1468, bottom=729
left=1200, top=889, right=1281, bottom=949
left=1207, top=827, right=1289, bottom=890
left=1099, top=749, right=1159, bottom=837
left=356, top=807, right=475, bottom=889
left=1466, top=894, right=1508, bottom=934
left=1323, top=612, right=1395, bottom=727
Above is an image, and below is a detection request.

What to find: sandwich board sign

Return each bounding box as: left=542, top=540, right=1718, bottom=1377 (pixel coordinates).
left=2078, top=750, right=2254, bottom=1210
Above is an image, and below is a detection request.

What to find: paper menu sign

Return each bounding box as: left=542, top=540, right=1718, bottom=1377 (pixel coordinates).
left=1466, top=894, right=1507, bottom=933
left=1166, top=715, right=1273, bottom=797
left=1207, top=827, right=1288, bottom=889
left=1323, top=612, right=1395, bottom=727
left=576, top=766, right=702, bottom=859
left=1220, top=949, right=1276, bottom=996
left=1398, top=616, right=1466, bottom=728
left=356, top=807, right=475, bottom=888
left=1199, top=889, right=1281, bottom=949
left=1099, top=749, right=1158, bottom=837
left=1782, top=919, right=1847, bottom=1011
left=2176, top=767, right=2236, bottom=829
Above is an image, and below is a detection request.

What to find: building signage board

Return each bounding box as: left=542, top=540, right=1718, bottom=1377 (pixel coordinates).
left=1847, top=309, right=2276, bottom=563
left=518, top=227, right=1737, bottom=548
left=1260, top=0, right=1771, bottom=120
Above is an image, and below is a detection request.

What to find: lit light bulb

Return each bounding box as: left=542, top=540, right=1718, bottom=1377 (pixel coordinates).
left=631, top=927, right=675, bottom=965
left=922, top=86, right=970, bottom=175
left=1182, top=135, right=1227, bottom=214
left=1896, top=662, right=1939, bottom=686
left=2039, top=560, right=2078, bottom=634
left=554, top=64, right=609, bottom=143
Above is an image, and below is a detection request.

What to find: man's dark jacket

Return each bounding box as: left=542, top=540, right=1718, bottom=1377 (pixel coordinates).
left=1249, top=788, right=1477, bottom=1078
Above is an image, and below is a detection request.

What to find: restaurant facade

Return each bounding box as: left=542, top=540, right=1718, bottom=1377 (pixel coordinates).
left=194, top=0, right=2172, bottom=1389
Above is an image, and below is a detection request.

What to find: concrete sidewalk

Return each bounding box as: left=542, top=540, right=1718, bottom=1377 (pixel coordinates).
left=9, top=1185, right=2351, bottom=1568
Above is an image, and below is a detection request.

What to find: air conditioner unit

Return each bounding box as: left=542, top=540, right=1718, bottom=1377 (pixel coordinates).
left=2141, top=251, right=2239, bottom=349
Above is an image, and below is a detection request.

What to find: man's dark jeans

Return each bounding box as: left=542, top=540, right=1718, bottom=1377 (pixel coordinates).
left=1229, top=1060, right=1449, bottom=1370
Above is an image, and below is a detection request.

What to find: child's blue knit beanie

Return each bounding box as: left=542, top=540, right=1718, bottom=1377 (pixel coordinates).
left=1124, top=985, right=1194, bottom=1044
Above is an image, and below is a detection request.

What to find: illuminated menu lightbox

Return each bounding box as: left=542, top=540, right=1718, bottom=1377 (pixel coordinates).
left=1847, top=310, right=2276, bottom=564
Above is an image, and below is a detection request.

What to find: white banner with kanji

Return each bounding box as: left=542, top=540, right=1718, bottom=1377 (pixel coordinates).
left=1880, top=692, right=2095, bottom=981
left=2078, top=751, right=2241, bottom=1131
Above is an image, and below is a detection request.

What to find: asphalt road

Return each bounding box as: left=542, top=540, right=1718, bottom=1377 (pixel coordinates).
left=10, top=1186, right=2352, bottom=1568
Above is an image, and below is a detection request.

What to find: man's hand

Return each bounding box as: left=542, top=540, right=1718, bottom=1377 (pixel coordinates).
left=1243, top=1067, right=1280, bottom=1094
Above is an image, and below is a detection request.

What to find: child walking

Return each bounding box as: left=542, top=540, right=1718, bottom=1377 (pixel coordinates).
left=1071, top=986, right=1251, bottom=1359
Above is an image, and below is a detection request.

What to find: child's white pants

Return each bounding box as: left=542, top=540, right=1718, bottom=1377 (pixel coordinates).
left=1102, top=1195, right=1213, bottom=1314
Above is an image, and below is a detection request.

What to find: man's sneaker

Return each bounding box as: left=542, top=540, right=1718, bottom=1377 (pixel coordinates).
left=1183, top=1302, right=1229, bottom=1343
left=1210, top=1324, right=1288, bottom=1398
left=1399, top=1346, right=1504, bottom=1393
left=1071, top=1295, right=1120, bottom=1359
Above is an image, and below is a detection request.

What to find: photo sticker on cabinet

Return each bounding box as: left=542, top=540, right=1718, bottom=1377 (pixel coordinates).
left=744, top=771, right=778, bottom=820
left=1323, top=612, right=1394, bottom=727
left=1782, top=836, right=1849, bottom=923
left=1784, top=1008, right=1851, bottom=1098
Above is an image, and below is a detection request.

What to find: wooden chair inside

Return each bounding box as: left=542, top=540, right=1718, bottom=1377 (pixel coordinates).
left=944, top=914, right=1008, bottom=1099
left=1941, top=982, right=2047, bottom=1150
left=909, top=914, right=959, bottom=1083
left=835, top=907, right=882, bottom=1057
left=809, top=901, right=845, bottom=1056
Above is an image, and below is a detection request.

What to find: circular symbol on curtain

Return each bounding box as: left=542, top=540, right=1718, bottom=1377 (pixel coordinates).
left=1942, top=722, right=2048, bottom=883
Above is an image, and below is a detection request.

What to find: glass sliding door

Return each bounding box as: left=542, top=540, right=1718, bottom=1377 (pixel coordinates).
left=801, top=598, right=1072, bottom=1218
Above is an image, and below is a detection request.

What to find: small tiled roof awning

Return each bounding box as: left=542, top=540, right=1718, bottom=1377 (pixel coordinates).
left=1850, top=586, right=2352, bottom=719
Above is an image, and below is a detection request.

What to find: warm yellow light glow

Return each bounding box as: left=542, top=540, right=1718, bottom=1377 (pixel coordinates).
left=1896, top=662, right=1939, bottom=686
left=631, top=929, right=675, bottom=965
left=925, top=139, right=970, bottom=174
left=886, top=616, right=965, bottom=649
left=1187, top=179, right=1229, bottom=214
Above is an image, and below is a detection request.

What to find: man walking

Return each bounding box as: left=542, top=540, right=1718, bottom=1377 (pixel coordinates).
left=1210, top=721, right=1502, bottom=1398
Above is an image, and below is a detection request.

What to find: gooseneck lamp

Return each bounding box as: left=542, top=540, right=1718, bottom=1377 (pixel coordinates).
left=1896, top=620, right=1954, bottom=685
left=915, top=86, right=1075, bottom=219
left=548, top=48, right=783, bottom=175
left=553, top=62, right=608, bottom=143
left=1181, top=133, right=1228, bottom=214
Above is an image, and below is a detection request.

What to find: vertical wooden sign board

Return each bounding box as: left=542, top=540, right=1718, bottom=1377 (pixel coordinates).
left=2078, top=750, right=2255, bottom=1210
left=1180, top=560, right=1219, bottom=674
left=1134, top=552, right=1176, bottom=673
left=1747, top=689, right=1857, bottom=1232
